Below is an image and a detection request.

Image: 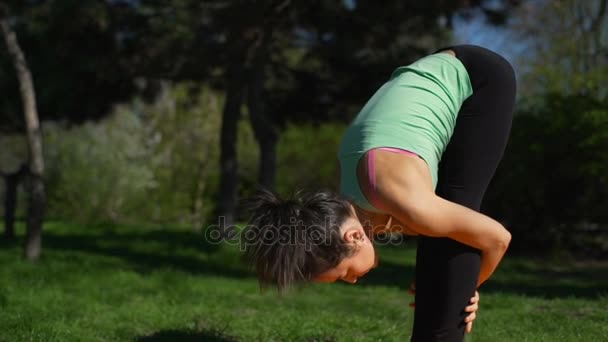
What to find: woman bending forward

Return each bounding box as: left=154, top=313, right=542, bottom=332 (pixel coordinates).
left=243, top=44, right=516, bottom=342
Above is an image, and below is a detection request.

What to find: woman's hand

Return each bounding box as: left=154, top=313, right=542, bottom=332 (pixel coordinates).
left=408, top=281, right=416, bottom=308
left=465, top=291, right=480, bottom=333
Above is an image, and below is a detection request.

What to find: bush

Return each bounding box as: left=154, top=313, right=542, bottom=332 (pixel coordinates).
left=44, top=112, right=155, bottom=223
left=43, top=83, right=227, bottom=226
left=483, top=94, right=608, bottom=255
left=135, top=84, right=224, bottom=227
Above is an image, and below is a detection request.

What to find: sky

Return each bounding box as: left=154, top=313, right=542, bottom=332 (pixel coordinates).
left=452, top=8, right=530, bottom=78
left=340, top=0, right=530, bottom=78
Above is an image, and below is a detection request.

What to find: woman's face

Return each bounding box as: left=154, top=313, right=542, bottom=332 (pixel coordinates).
left=313, top=216, right=378, bottom=284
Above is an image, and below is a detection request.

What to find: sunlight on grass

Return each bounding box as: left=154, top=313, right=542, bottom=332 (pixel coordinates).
left=0, top=222, right=607, bottom=341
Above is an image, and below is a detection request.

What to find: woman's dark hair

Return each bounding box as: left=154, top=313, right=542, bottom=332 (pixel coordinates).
left=241, top=188, right=355, bottom=293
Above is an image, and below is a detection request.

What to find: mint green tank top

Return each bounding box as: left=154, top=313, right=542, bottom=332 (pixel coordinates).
left=338, top=53, right=473, bottom=213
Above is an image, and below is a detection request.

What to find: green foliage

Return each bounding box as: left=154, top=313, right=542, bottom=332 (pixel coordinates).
left=275, top=123, right=345, bottom=195
left=44, top=112, right=155, bottom=223
left=136, top=83, right=223, bottom=227
left=513, top=0, right=608, bottom=103
left=40, top=99, right=346, bottom=225
left=484, top=94, right=608, bottom=254
left=43, top=84, right=226, bottom=226
left=475, top=0, right=608, bottom=253
left=1, top=222, right=607, bottom=341
left=229, top=121, right=346, bottom=220
left=0, top=135, right=28, bottom=218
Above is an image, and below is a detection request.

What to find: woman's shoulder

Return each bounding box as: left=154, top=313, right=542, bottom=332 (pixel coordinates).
left=357, top=148, right=434, bottom=214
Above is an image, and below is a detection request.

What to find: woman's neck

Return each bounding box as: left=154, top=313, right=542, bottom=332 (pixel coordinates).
left=351, top=204, right=391, bottom=238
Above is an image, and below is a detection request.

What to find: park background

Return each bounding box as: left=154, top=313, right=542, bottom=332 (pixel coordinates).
left=0, top=0, right=607, bottom=341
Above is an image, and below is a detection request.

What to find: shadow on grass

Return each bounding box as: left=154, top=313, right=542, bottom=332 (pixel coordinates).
left=356, top=259, right=415, bottom=290
left=136, top=329, right=238, bottom=342
left=40, top=228, right=252, bottom=279
left=481, top=280, right=608, bottom=299
left=8, top=225, right=608, bottom=299
left=0, top=236, right=19, bottom=248
left=357, top=246, right=608, bottom=299
left=481, top=260, right=608, bottom=299
left=136, top=329, right=337, bottom=342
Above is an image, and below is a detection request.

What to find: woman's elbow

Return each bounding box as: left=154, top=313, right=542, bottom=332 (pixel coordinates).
left=496, top=229, right=511, bottom=251
left=479, top=225, right=511, bottom=253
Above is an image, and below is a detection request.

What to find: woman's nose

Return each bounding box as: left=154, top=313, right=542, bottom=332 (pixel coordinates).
left=343, top=277, right=358, bottom=284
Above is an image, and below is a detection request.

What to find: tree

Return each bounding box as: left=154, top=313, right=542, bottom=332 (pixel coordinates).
left=480, top=0, right=608, bottom=254
left=218, top=1, right=292, bottom=225
left=0, top=0, right=523, bottom=230
left=213, top=0, right=522, bottom=223
left=1, top=4, right=45, bottom=260
left=0, top=1, right=146, bottom=130
left=0, top=0, right=221, bottom=230
left=511, top=0, right=608, bottom=101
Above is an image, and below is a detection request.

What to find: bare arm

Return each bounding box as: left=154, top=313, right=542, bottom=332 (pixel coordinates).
left=383, top=189, right=510, bottom=286
left=358, top=150, right=511, bottom=286
left=375, top=168, right=509, bottom=285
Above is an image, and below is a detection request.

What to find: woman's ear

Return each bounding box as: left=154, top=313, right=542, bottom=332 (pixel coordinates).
left=343, top=227, right=366, bottom=244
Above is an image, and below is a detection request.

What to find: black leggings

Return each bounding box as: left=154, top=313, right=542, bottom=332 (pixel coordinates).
left=411, top=45, right=516, bottom=342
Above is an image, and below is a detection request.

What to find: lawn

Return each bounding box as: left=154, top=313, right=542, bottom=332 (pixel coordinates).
left=1, top=222, right=607, bottom=341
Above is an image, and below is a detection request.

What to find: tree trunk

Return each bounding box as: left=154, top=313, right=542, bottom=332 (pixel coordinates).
left=1, top=8, right=46, bottom=260
left=246, top=2, right=287, bottom=190
left=217, top=1, right=289, bottom=223
left=257, top=133, right=278, bottom=189
left=218, top=66, right=244, bottom=227
left=25, top=174, right=44, bottom=259
left=247, top=55, right=277, bottom=189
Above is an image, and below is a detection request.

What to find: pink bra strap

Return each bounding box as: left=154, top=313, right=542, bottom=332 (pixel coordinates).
left=376, top=147, right=419, bottom=156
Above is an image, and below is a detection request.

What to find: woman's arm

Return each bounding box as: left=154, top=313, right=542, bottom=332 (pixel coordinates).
left=384, top=189, right=510, bottom=286
left=370, top=161, right=510, bottom=286
left=358, top=150, right=510, bottom=286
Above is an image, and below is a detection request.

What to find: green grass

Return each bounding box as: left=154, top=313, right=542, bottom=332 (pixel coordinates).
left=1, top=222, right=607, bottom=341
